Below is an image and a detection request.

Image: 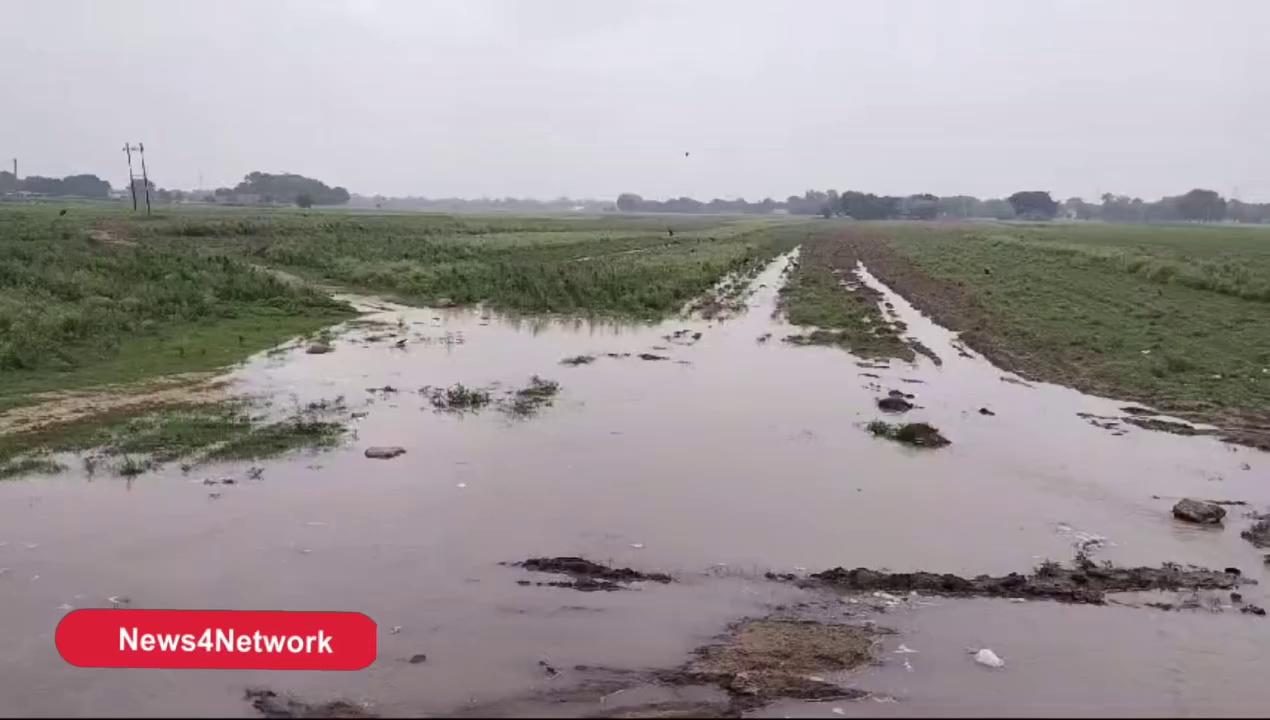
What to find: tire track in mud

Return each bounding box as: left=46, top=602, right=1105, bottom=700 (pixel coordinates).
left=820, top=227, right=1270, bottom=451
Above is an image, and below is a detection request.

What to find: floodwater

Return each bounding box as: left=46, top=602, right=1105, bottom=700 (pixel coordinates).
left=1, top=251, right=1267, bottom=717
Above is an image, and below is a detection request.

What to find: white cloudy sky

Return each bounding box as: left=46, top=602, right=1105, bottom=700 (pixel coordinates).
left=1, top=0, right=1265, bottom=200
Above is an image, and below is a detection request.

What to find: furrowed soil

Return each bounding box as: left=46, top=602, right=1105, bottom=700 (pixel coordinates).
left=2, top=211, right=1270, bottom=717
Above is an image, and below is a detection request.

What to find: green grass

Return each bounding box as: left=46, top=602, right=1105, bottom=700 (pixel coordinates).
left=778, top=238, right=913, bottom=359
left=0, top=204, right=354, bottom=405
left=0, top=401, right=347, bottom=479
left=874, top=222, right=1270, bottom=419
left=1, top=203, right=818, bottom=408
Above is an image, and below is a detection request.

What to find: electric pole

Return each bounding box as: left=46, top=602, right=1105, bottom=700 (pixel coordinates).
left=138, top=142, right=151, bottom=216
left=123, top=143, right=138, bottom=211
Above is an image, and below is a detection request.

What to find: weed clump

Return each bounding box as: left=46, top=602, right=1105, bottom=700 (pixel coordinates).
left=866, top=420, right=950, bottom=448
left=560, top=354, right=595, bottom=366
left=503, top=376, right=560, bottom=418
left=421, top=383, right=493, bottom=411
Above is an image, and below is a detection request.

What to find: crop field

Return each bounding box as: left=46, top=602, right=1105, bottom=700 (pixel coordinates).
left=0, top=204, right=816, bottom=408
left=798, top=221, right=1270, bottom=441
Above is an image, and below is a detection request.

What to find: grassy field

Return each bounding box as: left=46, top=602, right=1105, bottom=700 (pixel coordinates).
left=0, top=205, right=353, bottom=405
left=0, top=204, right=818, bottom=406
left=848, top=221, right=1270, bottom=435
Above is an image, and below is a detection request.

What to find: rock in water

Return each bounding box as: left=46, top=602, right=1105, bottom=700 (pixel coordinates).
left=974, top=649, right=1005, bottom=668
left=364, top=446, right=406, bottom=460
left=306, top=342, right=333, bottom=354
left=877, top=397, right=913, bottom=413
left=1172, top=498, right=1226, bottom=525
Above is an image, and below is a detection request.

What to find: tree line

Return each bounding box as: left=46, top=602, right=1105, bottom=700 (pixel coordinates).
left=616, top=188, right=1270, bottom=223
left=1, top=170, right=350, bottom=208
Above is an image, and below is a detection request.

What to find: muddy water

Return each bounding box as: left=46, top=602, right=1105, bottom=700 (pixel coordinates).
left=1, top=252, right=1267, bottom=716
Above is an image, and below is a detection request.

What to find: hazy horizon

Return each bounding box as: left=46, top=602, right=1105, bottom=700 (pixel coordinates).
left=2, top=0, right=1266, bottom=201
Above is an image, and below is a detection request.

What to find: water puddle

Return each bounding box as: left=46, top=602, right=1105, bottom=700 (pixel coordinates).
left=0, top=250, right=1266, bottom=715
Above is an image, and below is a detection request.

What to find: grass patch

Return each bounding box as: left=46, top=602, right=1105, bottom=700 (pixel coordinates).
left=422, top=383, right=493, bottom=411
left=866, top=420, right=950, bottom=447
left=0, top=456, right=66, bottom=480
left=503, top=376, right=561, bottom=418
left=778, top=239, right=913, bottom=360
left=0, top=401, right=348, bottom=478
left=865, top=222, right=1270, bottom=423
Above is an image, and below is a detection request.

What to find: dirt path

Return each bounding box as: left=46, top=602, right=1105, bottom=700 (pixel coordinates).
left=823, top=228, right=1270, bottom=450
left=0, top=372, right=230, bottom=437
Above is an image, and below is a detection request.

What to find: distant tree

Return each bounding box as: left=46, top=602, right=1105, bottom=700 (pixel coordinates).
left=1063, top=196, right=1097, bottom=220
left=1175, top=188, right=1227, bottom=222
left=980, top=198, right=1017, bottom=220
left=156, top=188, right=173, bottom=203
left=902, top=193, right=939, bottom=220
left=296, top=193, right=314, bottom=208
left=616, top=193, right=643, bottom=212
left=1007, top=191, right=1058, bottom=220
left=234, top=172, right=350, bottom=205
left=60, top=174, right=111, bottom=198
left=19, top=176, right=65, bottom=195
left=214, top=187, right=233, bottom=197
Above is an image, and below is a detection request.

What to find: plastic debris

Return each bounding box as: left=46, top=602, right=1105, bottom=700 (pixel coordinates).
left=904, top=659, right=914, bottom=672
left=22, top=542, right=38, bottom=550
left=390, top=625, right=403, bottom=635
left=456, top=482, right=467, bottom=489
left=108, top=595, right=130, bottom=607
left=831, top=709, right=846, bottom=716
left=973, top=648, right=1005, bottom=668
left=894, top=644, right=918, bottom=654
left=629, top=543, right=644, bottom=549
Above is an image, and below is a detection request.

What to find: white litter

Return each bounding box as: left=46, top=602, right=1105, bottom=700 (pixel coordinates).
left=629, top=543, right=644, bottom=549
left=809, top=675, right=825, bottom=682
left=831, top=708, right=846, bottom=716
left=456, top=482, right=467, bottom=488
left=22, top=542, right=38, bottom=549
left=904, top=659, right=914, bottom=672
left=1009, top=598, right=1027, bottom=603
left=894, top=644, right=918, bottom=654
left=304, top=521, right=327, bottom=527
left=973, top=649, right=1005, bottom=668
left=56, top=604, right=73, bottom=611
left=873, top=591, right=901, bottom=602
left=390, top=625, right=403, bottom=635
left=794, top=566, right=807, bottom=572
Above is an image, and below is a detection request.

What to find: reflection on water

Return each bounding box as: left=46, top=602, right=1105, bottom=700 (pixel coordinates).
left=0, top=251, right=1266, bottom=716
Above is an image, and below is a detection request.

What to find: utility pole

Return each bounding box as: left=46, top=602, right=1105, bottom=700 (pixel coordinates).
left=138, top=142, right=151, bottom=216
left=123, top=143, right=138, bottom=211
left=11, top=158, right=15, bottom=178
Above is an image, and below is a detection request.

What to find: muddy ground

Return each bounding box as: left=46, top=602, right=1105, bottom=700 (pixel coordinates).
left=2, top=250, right=1269, bottom=717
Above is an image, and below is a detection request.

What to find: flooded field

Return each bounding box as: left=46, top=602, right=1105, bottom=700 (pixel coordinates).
left=2, top=252, right=1267, bottom=717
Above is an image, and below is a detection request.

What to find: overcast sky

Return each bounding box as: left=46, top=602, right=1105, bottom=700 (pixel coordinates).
left=2, top=0, right=1266, bottom=201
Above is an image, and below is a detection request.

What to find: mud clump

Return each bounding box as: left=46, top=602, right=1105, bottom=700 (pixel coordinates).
left=909, top=339, right=943, bottom=366
left=1241, top=519, right=1270, bottom=548
left=1122, top=415, right=1214, bottom=437
left=244, top=689, right=372, bottom=718
left=363, top=446, right=406, bottom=460
left=805, top=558, right=1247, bottom=605
left=674, top=620, right=874, bottom=709
left=305, top=342, right=333, bottom=355
left=876, top=396, right=913, bottom=413
left=1172, top=498, right=1226, bottom=525
left=511, top=556, right=672, bottom=591
left=561, top=354, right=596, bottom=366
left=866, top=421, right=949, bottom=448
left=638, top=353, right=670, bottom=361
